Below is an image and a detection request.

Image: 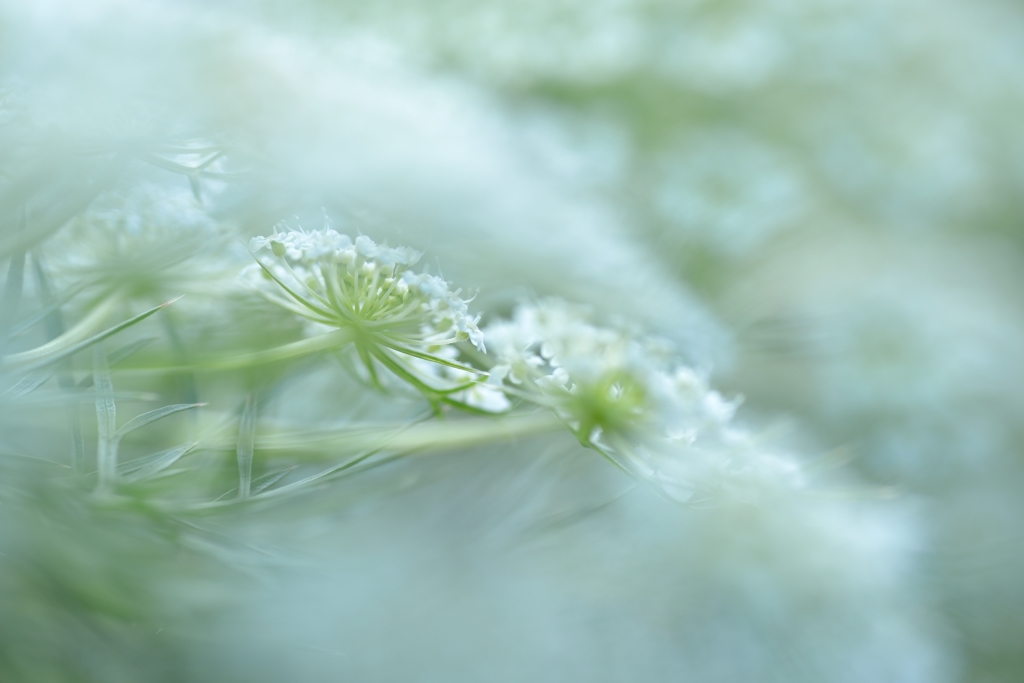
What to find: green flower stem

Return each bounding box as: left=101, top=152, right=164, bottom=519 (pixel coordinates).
left=152, top=411, right=567, bottom=513
left=200, top=330, right=354, bottom=370
left=128, top=329, right=356, bottom=373
left=389, top=411, right=564, bottom=451
left=93, top=344, right=117, bottom=494
left=195, top=410, right=565, bottom=459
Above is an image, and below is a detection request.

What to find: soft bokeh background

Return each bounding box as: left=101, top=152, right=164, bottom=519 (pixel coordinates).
left=2, top=0, right=1024, bottom=680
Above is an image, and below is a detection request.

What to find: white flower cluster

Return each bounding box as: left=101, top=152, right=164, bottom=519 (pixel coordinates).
left=485, top=299, right=730, bottom=438
left=486, top=299, right=804, bottom=500
left=246, top=227, right=484, bottom=352
left=45, top=183, right=230, bottom=300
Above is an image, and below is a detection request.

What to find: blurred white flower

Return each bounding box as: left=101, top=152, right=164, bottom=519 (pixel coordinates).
left=486, top=299, right=727, bottom=439
left=44, top=182, right=233, bottom=300
left=485, top=299, right=803, bottom=501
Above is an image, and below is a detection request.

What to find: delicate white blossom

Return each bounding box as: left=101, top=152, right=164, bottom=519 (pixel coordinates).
left=486, top=299, right=724, bottom=438
left=245, top=225, right=487, bottom=399
left=486, top=299, right=803, bottom=500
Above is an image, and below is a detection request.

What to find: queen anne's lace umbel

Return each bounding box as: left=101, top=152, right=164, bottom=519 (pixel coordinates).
left=46, top=183, right=230, bottom=301
left=485, top=299, right=804, bottom=501
left=485, top=299, right=733, bottom=440
left=246, top=227, right=484, bottom=350
left=244, top=226, right=490, bottom=405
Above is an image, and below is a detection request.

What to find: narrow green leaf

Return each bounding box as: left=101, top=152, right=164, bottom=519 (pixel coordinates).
left=254, top=447, right=381, bottom=499
left=120, top=443, right=196, bottom=482
left=237, top=394, right=257, bottom=499
left=0, top=292, right=118, bottom=367
left=2, top=371, right=52, bottom=398
left=114, top=402, right=206, bottom=440
left=4, top=297, right=178, bottom=375
left=202, top=449, right=384, bottom=508
left=250, top=465, right=296, bottom=495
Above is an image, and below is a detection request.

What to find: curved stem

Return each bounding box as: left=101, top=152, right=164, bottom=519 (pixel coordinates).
left=191, top=329, right=355, bottom=371
left=2, top=295, right=120, bottom=366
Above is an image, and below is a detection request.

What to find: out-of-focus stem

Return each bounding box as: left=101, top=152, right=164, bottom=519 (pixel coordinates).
left=232, top=410, right=567, bottom=459
left=93, top=344, right=117, bottom=494
left=237, top=394, right=257, bottom=499
left=137, top=329, right=356, bottom=373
